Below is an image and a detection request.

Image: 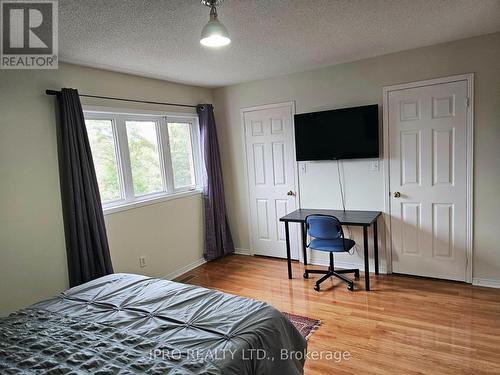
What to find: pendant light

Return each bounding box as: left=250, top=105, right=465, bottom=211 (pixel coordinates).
left=200, top=0, right=231, bottom=47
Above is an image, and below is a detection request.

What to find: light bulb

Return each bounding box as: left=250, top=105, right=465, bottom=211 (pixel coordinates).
left=200, top=4, right=231, bottom=48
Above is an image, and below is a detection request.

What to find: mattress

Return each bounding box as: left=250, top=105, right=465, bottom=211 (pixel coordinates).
left=0, top=273, right=306, bottom=374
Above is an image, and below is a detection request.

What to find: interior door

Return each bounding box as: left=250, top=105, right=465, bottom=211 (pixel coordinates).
left=389, top=80, right=468, bottom=281
left=243, top=104, right=299, bottom=259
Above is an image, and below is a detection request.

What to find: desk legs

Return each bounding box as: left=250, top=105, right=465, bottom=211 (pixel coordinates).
left=285, top=221, right=292, bottom=279
left=373, top=220, right=379, bottom=275
left=284, top=220, right=378, bottom=287
left=363, top=225, right=370, bottom=291
left=301, top=223, right=308, bottom=266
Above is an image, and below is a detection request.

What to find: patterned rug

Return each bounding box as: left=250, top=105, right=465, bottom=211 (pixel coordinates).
left=282, top=312, right=321, bottom=340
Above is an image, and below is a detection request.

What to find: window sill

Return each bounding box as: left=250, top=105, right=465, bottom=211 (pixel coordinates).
left=103, top=190, right=203, bottom=216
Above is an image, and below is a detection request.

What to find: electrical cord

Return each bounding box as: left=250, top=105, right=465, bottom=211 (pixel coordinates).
left=337, top=159, right=346, bottom=212
left=336, top=160, right=357, bottom=254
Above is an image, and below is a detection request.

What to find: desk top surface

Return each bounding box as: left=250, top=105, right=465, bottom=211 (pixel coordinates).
left=279, top=208, right=381, bottom=225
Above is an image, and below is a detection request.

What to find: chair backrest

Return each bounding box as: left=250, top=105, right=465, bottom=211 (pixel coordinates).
left=306, top=215, right=344, bottom=240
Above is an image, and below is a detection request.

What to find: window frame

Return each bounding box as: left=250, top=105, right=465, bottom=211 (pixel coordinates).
left=123, top=115, right=165, bottom=199
left=166, top=117, right=202, bottom=193
left=84, top=106, right=203, bottom=215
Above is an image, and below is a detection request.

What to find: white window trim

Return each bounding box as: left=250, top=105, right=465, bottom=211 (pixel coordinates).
left=84, top=106, right=203, bottom=215
left=102, top=190, right=202, bottom=215
left=167, top=116, right=203, bottom=193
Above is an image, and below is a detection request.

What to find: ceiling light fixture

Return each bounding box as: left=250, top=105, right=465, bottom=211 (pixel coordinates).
left=200, top=0, right=231, bottom=48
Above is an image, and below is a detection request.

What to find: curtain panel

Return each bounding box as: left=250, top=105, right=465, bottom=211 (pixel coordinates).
left=56, top=88, right=114, bottom=286
left=197, top=104, right=235, bottom=260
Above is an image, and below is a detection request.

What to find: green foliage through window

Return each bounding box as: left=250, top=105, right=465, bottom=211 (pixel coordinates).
left=85, top=119, right=121, bottom=202
left=168, top=122, right=196, bottom=189
left=84, top=112, right=200, bottom=209
left=126, top=121, right=163, bottom=196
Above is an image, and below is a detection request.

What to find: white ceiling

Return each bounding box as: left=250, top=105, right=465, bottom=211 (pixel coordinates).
left=59, top=0, right=500, bottom=88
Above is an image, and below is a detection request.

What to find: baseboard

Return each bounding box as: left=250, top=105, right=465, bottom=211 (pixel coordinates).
left=231, top=250, right=388, bottom=274
left=234, top=248, right=252, bottom=256
left=162, top=258, right=206, bottom=280
left=472, top=278, right=500, bottom=289
left=308, top=256, right=387, bottom=274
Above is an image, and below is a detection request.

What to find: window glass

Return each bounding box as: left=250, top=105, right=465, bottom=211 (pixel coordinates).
left=84, top=110, right=201, bottom=211
left=85, top=119, right=122, bottom=202
left=125, top=120, right=163, bottom=196
left=167, top=122, right=196, bottom=189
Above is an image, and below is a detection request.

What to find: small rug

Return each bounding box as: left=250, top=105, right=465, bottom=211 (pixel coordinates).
left=282, top=312, right=321, bottom=340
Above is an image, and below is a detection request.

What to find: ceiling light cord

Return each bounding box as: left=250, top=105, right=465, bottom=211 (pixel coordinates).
left=210, top=4, right=217, bottom=18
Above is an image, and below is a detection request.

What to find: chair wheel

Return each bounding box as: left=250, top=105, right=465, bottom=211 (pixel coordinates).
left=347, top=284, right=354, bottom=291
left=303, top=272, right=309, bottom=279
left=313, top=284, right=320, bottom=292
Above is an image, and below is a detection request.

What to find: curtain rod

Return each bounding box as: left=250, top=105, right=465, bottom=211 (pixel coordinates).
left=45, top=89, right=198, bottom=109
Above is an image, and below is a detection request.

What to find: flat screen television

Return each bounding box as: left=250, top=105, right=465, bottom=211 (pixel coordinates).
left=294, top=104, right=379, bottom=161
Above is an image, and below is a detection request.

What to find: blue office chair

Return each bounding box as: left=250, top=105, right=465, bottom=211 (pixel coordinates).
left=303, top=215, right=359, bottom=291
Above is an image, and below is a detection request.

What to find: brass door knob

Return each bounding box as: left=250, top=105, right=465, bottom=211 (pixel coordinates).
left=287, top=190, right=295, bottom=196
left=393, top=191, right=401, bottom=198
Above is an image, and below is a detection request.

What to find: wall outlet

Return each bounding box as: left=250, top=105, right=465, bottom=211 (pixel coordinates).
left=139, top=256, right=147, bottom=268
left=370, top=160, right=379, bottom=171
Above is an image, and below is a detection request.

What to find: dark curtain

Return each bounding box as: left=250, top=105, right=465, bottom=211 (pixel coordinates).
left=57, top=88, right=114, bottom=286
left=197, top=104, right=235, bottom=260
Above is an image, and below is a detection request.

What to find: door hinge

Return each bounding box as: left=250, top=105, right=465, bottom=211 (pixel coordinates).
left=466, top=97, right=470, bottom=107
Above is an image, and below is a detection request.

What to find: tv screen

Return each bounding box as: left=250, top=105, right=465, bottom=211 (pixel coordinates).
left=294, top=104, right=379, bottom=161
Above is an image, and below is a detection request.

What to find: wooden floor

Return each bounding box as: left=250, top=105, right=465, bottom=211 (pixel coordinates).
left=176, top=255, right=500, bottom=375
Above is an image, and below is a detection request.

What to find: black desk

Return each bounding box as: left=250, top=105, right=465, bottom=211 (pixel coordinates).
left=279, top=209, right=382, bottom=291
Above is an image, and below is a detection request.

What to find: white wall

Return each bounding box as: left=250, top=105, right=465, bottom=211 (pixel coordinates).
left=0, top=63, right=212, bottom=316
left=213, top=32, right=500, bottom=283
left=297, top=159, right=385, bottom=270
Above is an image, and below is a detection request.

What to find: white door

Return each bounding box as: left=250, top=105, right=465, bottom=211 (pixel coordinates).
left=389, top=80, right=469, bottom=281
left=243, top=104, right=299, bottom=259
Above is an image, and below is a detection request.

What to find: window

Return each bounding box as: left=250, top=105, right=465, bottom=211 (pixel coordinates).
left=167, top=122, right=196, bottom=189
left=85, top=119, right=122, bottom=202
left=125, top=120, right=163, bottom=196
left=84, top=109, right=201, bottom=212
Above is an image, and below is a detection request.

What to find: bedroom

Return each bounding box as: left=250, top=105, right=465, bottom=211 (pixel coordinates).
left=1, top=0, right=500, bottom=374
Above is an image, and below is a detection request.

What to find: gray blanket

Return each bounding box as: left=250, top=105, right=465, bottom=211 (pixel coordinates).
left=0, top=273, right=306, bottom=374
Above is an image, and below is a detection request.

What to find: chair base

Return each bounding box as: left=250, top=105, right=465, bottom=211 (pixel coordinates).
left=303, top=253, right=359, bottom=292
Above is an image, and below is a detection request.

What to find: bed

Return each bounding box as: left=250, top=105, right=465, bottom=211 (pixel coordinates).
left=0, top=273, right=306, bottom=374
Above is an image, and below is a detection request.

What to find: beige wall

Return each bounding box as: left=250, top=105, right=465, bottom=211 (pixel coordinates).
left=0, top=63, right=212, bottom=316
left=105, top=194, right=203, bottom=278
left=213, top=32, right=500, bottom=283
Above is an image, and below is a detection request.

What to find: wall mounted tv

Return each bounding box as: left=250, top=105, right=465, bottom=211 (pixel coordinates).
left=294, top=104, right=379, bottom=161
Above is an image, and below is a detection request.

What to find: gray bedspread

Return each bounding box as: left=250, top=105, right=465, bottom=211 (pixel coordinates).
left=0, top=273, right=306, bottom=374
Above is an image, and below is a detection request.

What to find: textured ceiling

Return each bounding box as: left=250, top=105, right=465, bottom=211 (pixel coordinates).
left=59, top=0, right=500, bottom=88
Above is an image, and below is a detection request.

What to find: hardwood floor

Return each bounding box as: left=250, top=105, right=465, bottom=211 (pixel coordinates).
left=176, top=254, right=500, bottom=375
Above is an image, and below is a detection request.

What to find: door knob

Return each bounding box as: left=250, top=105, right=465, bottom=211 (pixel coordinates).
left=287, top=190, right=296, bottom=196
left=393, top=191, right=401, bottom=198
